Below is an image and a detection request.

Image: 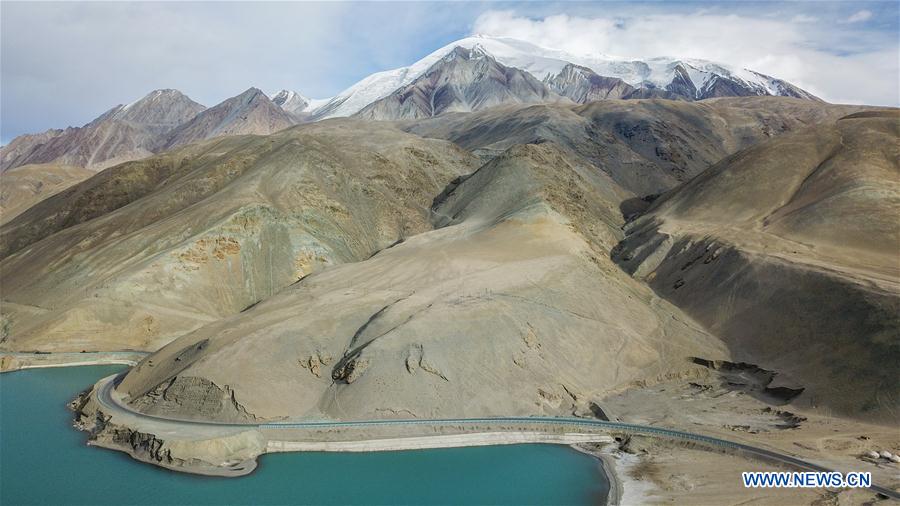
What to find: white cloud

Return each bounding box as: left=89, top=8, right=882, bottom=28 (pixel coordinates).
left=791, top=14, right=819, bottom=24
left=845, top=10, right=873, bottom=23
left=472, top=10, right=898, bottom=106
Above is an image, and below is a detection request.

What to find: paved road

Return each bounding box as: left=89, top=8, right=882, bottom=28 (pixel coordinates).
left=96, top=374, right=898, bottom=500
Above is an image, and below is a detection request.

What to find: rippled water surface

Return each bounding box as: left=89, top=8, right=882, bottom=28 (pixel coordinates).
left=0, top=366, right=608, bottom=505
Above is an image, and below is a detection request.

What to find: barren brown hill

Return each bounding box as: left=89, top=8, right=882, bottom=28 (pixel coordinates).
left=404, top=97, right=868, bottom=195
left=2, top=98, right=895, bottom=429
left=613, top=110, right=900, bottom=422
left=0, top=164, right=93, bottom=224
left=0, top=121, right=477, bottom=352
left=112, top=110, right=898, bottom=425
left=114, top=142, right=726, bottom=422
left=0, top=99, right=874, bottom=356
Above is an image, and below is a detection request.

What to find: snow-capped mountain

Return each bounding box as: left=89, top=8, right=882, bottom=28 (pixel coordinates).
left=310, top=35, right=819, bottom=120
left=1, top=35, right=821, bottom=173
left=355, top=46, right=564, bottom=120
left=271, top=89, right=311, bottom=115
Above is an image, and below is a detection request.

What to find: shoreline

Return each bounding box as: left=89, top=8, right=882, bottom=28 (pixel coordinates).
left=266, top=432, right=616, bottom=453
left=1, top=352, right=148, bottom=373
left=69, top=371, right=900, bottom=503
left=14, top=360, right=140, bottom=370
left=571, top=444, right=624, bottom=506
left=78, top=373, right=623, bottom=484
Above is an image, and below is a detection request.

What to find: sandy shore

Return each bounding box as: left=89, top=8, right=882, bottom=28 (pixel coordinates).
left=267, top=432, right=615, bottom=452
left=75, top=374, right=624, bottom=480
left=0, top=351, right=148, bottom=372
left=571, top=443, right=624, bottom=505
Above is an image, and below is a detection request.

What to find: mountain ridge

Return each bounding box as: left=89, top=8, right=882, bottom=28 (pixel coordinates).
left=311, top=35, right=820, bottom=119
left=1, top=35, right=821, bottom=174
left=163, top=87, right=296, bottom=149
left=355, top=46, right=567, bottom=120
left=0, top=89, right=206, bottom=172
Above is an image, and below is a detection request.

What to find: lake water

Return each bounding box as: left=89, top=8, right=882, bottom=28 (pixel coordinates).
left=0, top=366, right=609, bottom=505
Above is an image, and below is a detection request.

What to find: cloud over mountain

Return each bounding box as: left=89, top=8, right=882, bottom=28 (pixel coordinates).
left=473, top=10, right=898, bottom=106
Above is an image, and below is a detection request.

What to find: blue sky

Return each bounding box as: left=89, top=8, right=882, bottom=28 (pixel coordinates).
left=2, top=1, right=898, bottom=144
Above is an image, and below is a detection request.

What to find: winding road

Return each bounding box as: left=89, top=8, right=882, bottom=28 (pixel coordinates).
left=95, top=374, right=899, bottom=500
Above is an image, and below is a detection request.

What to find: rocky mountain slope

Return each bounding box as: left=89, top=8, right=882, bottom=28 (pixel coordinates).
left=0, top=88, right=306, bottom=176
left=103, top=106, right=898, bottom=427
left=114, top=142, right=726, bottom=422
left=405, top=97, right=864, bottom=195
left=0, top=99, right=868, bottom=353
left=0, top=89, right=206, bottom=172
left=613, top=110, right=899, bottom=422
left=271, top=89, right=310, bottom=116
left=1, top=98, right=894, bottom=429
left=0, top=129, right=66, bottom=172
left=162, top=88, right=296, bottom=149
left=270, top=89, right=325, bottom=122
left=0, top=122, right=477, bottom=351
left=355, top=46, right=566, bottom=120
left=545, top=64, right=635, bottom=102
left=0, top=164, right=94, bottom=224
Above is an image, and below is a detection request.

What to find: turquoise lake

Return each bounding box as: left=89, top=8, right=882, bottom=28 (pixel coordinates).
left=0, top=366, right=608, bottom=505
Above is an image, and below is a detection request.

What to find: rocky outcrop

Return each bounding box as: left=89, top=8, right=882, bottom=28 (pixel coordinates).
left=71, top=385, right=265, bottom=476
left=271, top=90, right=311, bottom=118
left=0, top=355, right=17, bottom=371
left=129, top=376, right=259, bottom=423
left=665, top=64, right=699, bottom=98
left=299, top=351, right=334, bottom=378
left=71, top=387, right=177, bottom=466
left=109, top=427, right=175, bottom=464
left=546, top=64, right=635, bottom=102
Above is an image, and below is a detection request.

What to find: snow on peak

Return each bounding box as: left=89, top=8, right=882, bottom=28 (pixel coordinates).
left=310, top=35, right=551, bottom=119
left=309, top=35, right=805, bottom=119
left=121, top=89, right=182, bottom=112
left=272, top=89, right=319, bottom=115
